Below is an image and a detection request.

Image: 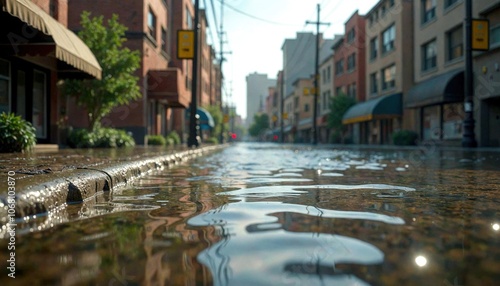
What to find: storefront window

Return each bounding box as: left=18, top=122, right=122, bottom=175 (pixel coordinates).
left=17, top=71, right=26, bottom=119
left=33, top=70, right=47, bottom=138
left=443, top=103, right=463, bottom=139
left=0, top=59, right=10, bottom=114
left=423, top=105, right=440, bottom=140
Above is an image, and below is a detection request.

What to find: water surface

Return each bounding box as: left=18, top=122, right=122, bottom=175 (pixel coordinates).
left=1, top=143, right=499, bottom=285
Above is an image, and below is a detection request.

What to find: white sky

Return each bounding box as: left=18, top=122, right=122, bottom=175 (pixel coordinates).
left=202, top=0, right=380, bottom=119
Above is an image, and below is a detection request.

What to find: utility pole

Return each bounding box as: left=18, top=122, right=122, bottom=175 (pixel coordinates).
left=187, top=0, right=200, bottom=147
left=280, top=70, right=285, bottom=143
left=219, top=0, right=231, bottom=144
left=306, top=4, right=329, bottom=145
left=462, top=0, right=477, bottom=147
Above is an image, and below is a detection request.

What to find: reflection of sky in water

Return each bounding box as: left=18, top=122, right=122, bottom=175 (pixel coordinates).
left=188, top=182, right=408, bottom=285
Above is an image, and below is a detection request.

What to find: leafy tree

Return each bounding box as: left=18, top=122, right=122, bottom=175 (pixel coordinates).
left=327, top=92, right=356, bottom=143
left=204, top=104, right=228, bottom=141
left=248, top=113, right=270, bottom=138
left=63, top=11, right=141, bottom=131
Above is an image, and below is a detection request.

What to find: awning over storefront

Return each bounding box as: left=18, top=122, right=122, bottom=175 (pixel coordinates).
left=185, top=107, right=215, bottom=130
left=342, top=93, right=402, bottom=125
left=406, top=68, right=464, bottom=108
left=1, top=0, right=101, bottom=79
left=148, top=69, right=190, bottom=108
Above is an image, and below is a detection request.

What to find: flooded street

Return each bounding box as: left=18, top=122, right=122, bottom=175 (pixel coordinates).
left=2, top=143, right=500, bottom=285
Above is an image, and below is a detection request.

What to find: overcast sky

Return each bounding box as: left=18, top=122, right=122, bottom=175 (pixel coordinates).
left=202, top=0, right=380, bottom=119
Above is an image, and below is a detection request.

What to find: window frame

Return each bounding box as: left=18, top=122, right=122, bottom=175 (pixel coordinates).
left=148, top=8, right=157, bottom=40
left=421, top=39, right=437, bottom=72
left=446, top=25, right=463, bottom=62
left=370, top=36, right=379, bottom=60
left=382, top=24, right=395, bottom=54
left=422, top=0, right=437, bottom=24
left=381, top=65, right=396, bottom=91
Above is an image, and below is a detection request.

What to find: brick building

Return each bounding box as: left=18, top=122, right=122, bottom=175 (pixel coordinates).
left=0, top=0, right=101, bottom=145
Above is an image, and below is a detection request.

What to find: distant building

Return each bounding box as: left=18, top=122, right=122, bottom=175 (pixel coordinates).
left=245, top=72, right=275, bottom=127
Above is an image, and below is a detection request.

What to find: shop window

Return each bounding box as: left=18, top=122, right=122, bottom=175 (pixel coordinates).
left=423, top=105, right=440, bottom=140
left=16, top=71, right=26, bottom=119
left=33, top=70, right=47, bottom=138
left=0, top=59, right=10, bottom=114
left=443, top=103, right=463, bottom=139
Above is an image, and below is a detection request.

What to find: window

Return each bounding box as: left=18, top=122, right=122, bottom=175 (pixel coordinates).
left=33, top=70, right=47, bottom=138
left=326, top=66, right=331, bottom=83
left=381, top=65, right=396, bottom=90
left=381, top=4, right=387, bottom=17
left=422, top=40, right=437, bottom=71
left=389, top=0, right=395, bottom=7
left=370, top=37, right=378, bottom=60
left=347, top=83, right=357, bottom=98
left=422, top=0, right=436, bottom=24
left=382, top=24, right=395, bottom=54
left=336, top=86, right=343, bottom=96
left=491, top=25, right=500, bottom=46
left=347, top=53, right=356, bottom=71
left=370, top=72, right=378, bottom=95
left=185, top=6, right=193, bottom=28
left=0, top=59, right=10, bottom=114
left=444, top=0, right=459, bottom=9
left=347, top=28, right=356, bottom=43
left=161, top=27, right=167, bottom=52
left=304, top=104, right=309, bottom=112
left=335, top=59, right=344, bottom=75
left=148, top=9, right=156, bottom=39
left=322, top=68, right=327, bottom=84
left=446, top=25, right=463, bottom=61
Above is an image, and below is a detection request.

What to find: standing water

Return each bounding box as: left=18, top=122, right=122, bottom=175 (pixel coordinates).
left=1, top=143, right=500, bottom=285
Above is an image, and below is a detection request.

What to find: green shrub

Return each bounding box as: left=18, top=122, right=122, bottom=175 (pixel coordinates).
left=146, top=135, right=166, bottom=146
left=0, top=112, right=36, bottom=153
left=67, top=127, right=135, bottom=148
left=165, top=137, right=175, bottom=146
left=205, top=137, right=218, bottom=144
left=392, top=130, right=418, bottom=146
left=166, top=130, right=181, bottom=145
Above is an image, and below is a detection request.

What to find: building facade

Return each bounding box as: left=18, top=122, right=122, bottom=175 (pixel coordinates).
left=0, top=0, right=101, bottom=145
left=245, top=72, right=275, bottom=128
left=343, top=0, right=413, bottom=144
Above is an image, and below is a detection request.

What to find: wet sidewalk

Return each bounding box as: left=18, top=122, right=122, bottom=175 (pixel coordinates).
left=0, top=145, right=224, bottom=223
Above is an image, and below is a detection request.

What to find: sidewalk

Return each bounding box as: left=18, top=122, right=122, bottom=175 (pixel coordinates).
left=0, top=145, right=225, bottom=224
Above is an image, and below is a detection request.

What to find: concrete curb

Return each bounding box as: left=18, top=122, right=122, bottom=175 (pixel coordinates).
left=0, top=145, right=224, bottom=224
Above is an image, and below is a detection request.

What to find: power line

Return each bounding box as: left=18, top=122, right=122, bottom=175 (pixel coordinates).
left=203, top=0, right=219, bottom=47
left=217, top=0, right=299, bottom=26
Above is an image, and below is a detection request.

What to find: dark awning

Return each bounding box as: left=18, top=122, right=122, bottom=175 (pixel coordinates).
left=1, top=0, right=102, bottom=79
left=406, top=68, right=464, bottom=108
left=342, top=93, right=402, bottom=125
left=185, top=107, right=215, bottom=130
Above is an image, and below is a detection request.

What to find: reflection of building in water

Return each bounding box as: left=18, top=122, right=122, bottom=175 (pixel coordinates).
left=141, top=184, right=223, bottom=285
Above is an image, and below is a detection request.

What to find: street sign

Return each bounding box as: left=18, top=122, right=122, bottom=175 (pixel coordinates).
left=472, top=19, right=489, bottom=51
left=272, top=115, right=278, bottom=122
left=282, top=112, right=288, bottom=119
left=223, top=114, right=229, bottom=123
left=177, top=30, right=195, bottom=59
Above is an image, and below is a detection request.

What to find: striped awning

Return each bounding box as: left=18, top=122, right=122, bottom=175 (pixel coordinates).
left=1, top=0, right=101, bottom=79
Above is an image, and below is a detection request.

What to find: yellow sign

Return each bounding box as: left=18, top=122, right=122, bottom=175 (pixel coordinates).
left=303, top=88, right=310, bottom=95
left=272, top=115, right=278, bottom=122
left=282, top=112, right=288, bottom=119
left=177, top=30, right=195, bottom=59
left=472, top=19, right=489, bottom=51
left=223, top=114, right=230, bottom=123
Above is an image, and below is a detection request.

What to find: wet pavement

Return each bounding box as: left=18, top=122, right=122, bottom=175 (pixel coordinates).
left=1, top=143, right=500, bottom=285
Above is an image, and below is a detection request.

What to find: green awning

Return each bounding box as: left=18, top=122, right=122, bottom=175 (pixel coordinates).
left=406, top=68, right=464, bottom=108
left=342, top=93, right=402, bottom=124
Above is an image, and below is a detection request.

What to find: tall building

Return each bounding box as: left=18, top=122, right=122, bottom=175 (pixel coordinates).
left=343, top=0, right=414, bottom=144
left=281, top=32, right=318, bottom=99
left=245, top=72, right=275, bottom=127
left=0, top=0, right=101, bottom=145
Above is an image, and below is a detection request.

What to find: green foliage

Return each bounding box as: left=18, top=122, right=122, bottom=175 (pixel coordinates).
left=67, top=127, right=135, bottom=148
left=248, top=113, right=270, bottom=138
left=166, top=130, right=181, bottom=145
left=0, top=112, right=36, bottom=153
left=328, top=92, right=356, bottom=143
left=146, top=135, right=166, bottom=146
left=203, top=105, right=227, bottom=140
left=204, top=137, right=219, bottom=144
left=392, top=130, right=418, bottom=146
left=62, top=11, right=141, bottom=132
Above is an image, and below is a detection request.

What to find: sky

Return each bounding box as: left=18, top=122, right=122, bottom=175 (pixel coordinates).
left=201, top=0, right=380, bottom=119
